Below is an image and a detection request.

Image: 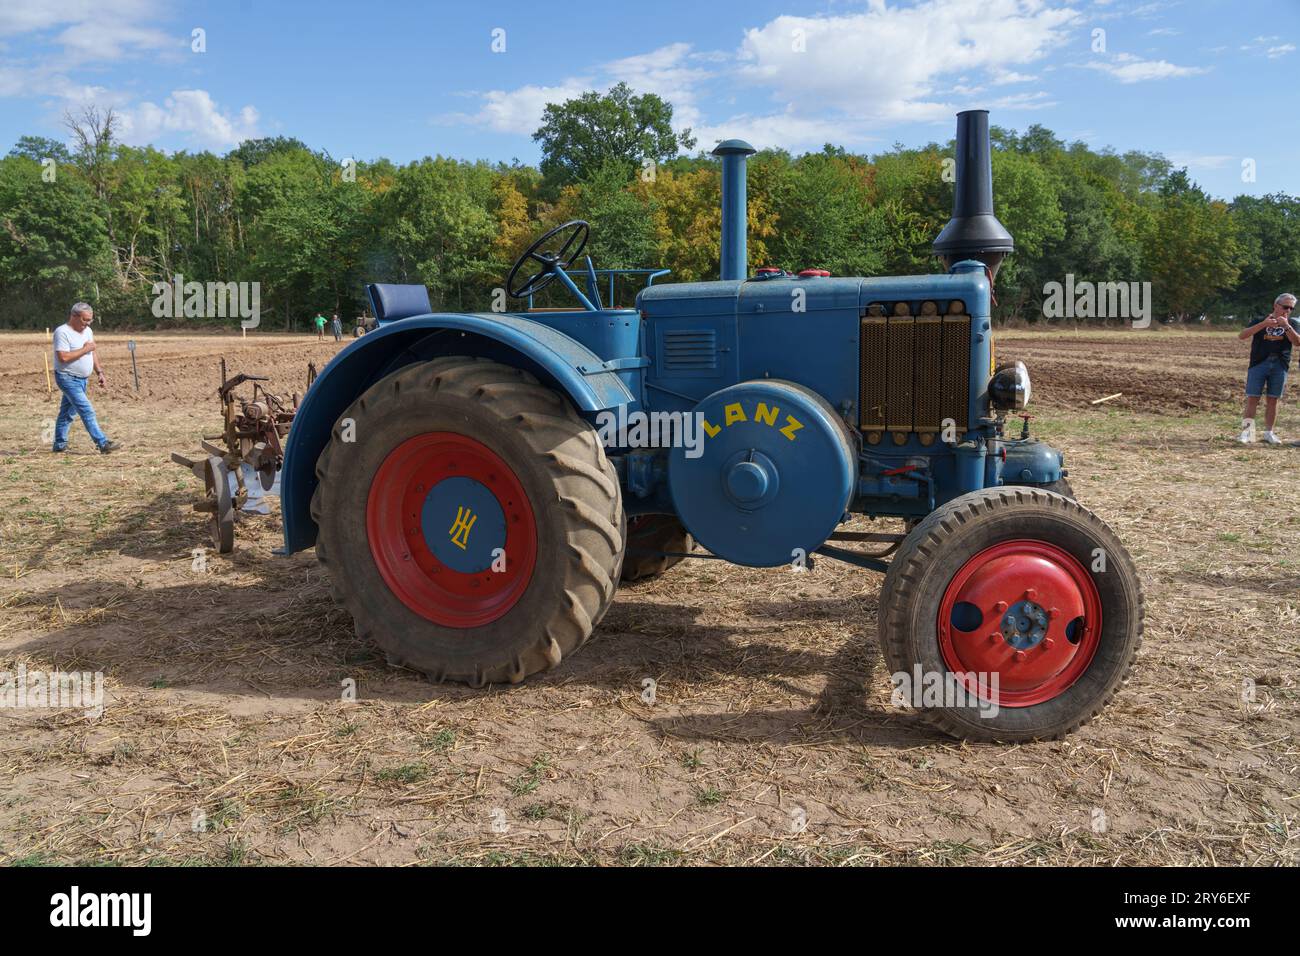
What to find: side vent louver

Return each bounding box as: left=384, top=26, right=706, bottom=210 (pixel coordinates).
left=662, top=329, right=718, bottom=372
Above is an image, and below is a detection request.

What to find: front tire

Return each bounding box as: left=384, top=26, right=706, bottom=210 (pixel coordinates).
left=312, top=357, right=625, bottom=685
left=878, top=488, right=1142, bottom=742
left=1031, top=477, right=1074, bottom=499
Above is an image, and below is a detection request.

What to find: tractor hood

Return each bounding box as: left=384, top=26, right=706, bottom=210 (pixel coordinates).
left=638, top=275, right=865, bottom=318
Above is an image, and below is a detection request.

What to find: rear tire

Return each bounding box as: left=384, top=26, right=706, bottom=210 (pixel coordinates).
left=620, top=515, right=694, bottom=582
left=878, top=487, right=1141, bottom=742
left=312, top=357, right=625, bottom=685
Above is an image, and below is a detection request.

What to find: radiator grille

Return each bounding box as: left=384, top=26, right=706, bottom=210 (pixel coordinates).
left=859, top=318, right=888, bottom=430
left=859, top=309, right=970, bottom=434
left=885, top=316, right=914, bottom=431
left=662, top=329, right=718, bottom=372
left=914, top=318, right=943, bottom=432
left=939, top=317, right=970, bottom=431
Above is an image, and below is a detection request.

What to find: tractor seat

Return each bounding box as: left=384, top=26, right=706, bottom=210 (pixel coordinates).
left=366, top=283, right=432, bottom=324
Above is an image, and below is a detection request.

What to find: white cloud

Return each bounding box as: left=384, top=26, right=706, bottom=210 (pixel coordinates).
left=446, top=43, right=716, bottom=136
left=1166, top=152, right=1233, bottom=170
left=990, top=90, right=1057, bottom=109
left=0, top=0, right=176, bottom=61
left=692, top=111, right=878, bottom=152
left=444, top=80, right=592, bottom=134
left=1085, top=52, right=1207, bottom=82
left=1267, top=43, right=1295, bottom=59
left=446, top=1, right=1080, bottom=148
left=603, top=42, right=713, bottom=130
left=117, top=90, right=260, bottom=149
left=0, top=0, right=260, bottom=151
left=735, top=0, right=1080, bottom=121
left=991, top=70, right=1039, bottom=85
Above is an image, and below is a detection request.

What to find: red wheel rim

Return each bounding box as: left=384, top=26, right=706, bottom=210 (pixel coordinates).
left=366, top=432, right=537, bottom=627
left=937, top=540, right=1102, bottom=707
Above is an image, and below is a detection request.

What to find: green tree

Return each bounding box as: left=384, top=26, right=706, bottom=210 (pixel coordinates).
left=227, top=136, right=313, bottom=168
left=1142, top=179, right=1244, bottom=320
left=0, top=156, right=114, bottom=325
left=7, top=136, right=72, bottom=165
left=1225, top=193, right=1300, bottom=316
left=380, top=157, right=499, bottom=309
left=533, top=83, right=695, bottom=189
left=767, top=148, right=886, bottom=276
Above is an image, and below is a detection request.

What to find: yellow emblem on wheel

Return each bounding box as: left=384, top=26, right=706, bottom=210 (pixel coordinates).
left=449, top=506, right=477, bottom=550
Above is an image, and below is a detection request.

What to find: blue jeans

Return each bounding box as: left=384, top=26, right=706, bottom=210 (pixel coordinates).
left=53, top=371, right=109, bottom=450
left=1246, top=356, right=1288, bottom=399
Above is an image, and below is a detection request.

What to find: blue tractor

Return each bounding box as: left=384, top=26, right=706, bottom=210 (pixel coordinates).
left=279, top=110, right=1142, bottom=742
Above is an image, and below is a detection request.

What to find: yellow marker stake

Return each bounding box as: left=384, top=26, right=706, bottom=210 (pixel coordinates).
left=42, top=351, right=51, bottom=393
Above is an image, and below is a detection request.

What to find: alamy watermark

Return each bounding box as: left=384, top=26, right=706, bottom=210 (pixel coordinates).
left=151, top=273, right=261, bottom=329
left=1, top=665, right=105, bottom=719
left=890, top=665, right=1000, bottom=719
left=595, top=407, right=707, bottom=459
left=1042, top=274, right=1151, bottom=329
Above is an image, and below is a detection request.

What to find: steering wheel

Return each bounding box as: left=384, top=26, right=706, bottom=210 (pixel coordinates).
left=506, top=220, right=589, bottom=299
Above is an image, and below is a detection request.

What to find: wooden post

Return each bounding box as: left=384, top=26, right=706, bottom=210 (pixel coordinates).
left=42, top=351, right=52, bottom=394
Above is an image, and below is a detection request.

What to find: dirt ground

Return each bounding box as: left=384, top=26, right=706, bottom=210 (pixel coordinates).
left=0, top=327, right=1295, bottom=866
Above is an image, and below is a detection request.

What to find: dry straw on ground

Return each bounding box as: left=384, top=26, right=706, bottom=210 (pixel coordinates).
left=0, top=329, right=1295, bottom=866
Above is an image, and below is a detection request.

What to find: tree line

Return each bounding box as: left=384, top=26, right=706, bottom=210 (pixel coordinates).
left=0, top=87, right=1295, bottom=330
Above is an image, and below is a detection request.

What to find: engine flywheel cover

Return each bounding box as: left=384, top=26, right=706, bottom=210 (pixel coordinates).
left=668, top=380, right=857, bottom=567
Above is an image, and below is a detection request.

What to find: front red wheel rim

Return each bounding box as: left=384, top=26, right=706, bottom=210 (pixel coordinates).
left=937, top=540, right=1102, bottom=707
left=366, top=432, right=537, bottom=627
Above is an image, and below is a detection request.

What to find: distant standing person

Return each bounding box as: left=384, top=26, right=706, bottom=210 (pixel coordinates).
left=331, top=313, right=342, bottom=341
left=1238, top=293, right=1300, bottom=444
left=52, top=302, right=120, bottom=454
left=313, top=312, right=326, bottom=341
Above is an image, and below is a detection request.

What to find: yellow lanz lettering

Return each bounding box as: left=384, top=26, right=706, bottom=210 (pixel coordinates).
left=449, top=506, right=477, bottom=550
left=701, top=402, right=804, bottom=441
left=753, top=403, right=779, bottom=427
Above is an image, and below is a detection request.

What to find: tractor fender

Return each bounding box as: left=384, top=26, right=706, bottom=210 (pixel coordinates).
left=280, top=313, right=635, bottom=553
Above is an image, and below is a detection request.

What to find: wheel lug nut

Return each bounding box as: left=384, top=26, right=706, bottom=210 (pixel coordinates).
left=1014, top=650, right=1026, bottom=661
left=1049, top=607, right=1059, bottom=619
left=1025, top=589, right=1037, bottom=600
left=1043, top=639, right=1054, bottom=649
left=988, top=633, right=1000, bottom=643
left=994, top=601, right=1008, bottom=613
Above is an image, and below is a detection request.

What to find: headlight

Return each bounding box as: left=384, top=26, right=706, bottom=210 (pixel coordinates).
left=989, top=360, right=1031, bottom=410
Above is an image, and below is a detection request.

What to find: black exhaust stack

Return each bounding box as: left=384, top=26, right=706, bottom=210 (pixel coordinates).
left=933, top=109, right=1014, bottom=280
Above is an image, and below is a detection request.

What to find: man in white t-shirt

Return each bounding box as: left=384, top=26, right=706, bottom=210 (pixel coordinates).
left=52, top=302, right=120, bottom=453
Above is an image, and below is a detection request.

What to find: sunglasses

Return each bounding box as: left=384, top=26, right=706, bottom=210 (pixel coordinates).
left=1283, top=304, right=1295, bottom=312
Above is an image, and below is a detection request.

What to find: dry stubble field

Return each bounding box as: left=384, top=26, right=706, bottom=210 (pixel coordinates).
left=0, top=327, right=1296, bottom=866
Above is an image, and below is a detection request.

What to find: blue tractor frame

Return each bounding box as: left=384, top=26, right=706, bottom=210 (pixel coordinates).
left=277, top=110, right=1142, bottom=742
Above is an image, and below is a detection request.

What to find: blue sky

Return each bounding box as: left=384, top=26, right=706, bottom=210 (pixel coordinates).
left=0, top=0, right=1296, bottom=199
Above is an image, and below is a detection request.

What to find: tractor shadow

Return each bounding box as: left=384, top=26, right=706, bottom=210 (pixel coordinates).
left=4, top=560, right=947, bottom=745
left=85, top=487, right=231, bottom=561
left=589, top=595, right=948, bottom=747
left=0, top=551, right=381, bottom=705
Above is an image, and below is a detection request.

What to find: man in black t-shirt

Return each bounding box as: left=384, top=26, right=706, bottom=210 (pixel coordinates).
left=1238, top=293, right=1300, bottom=444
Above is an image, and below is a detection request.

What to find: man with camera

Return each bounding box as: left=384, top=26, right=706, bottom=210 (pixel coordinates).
left=1238, top=293, right=1300, bottom=444
left=52, top=302, right=120, bottom=454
